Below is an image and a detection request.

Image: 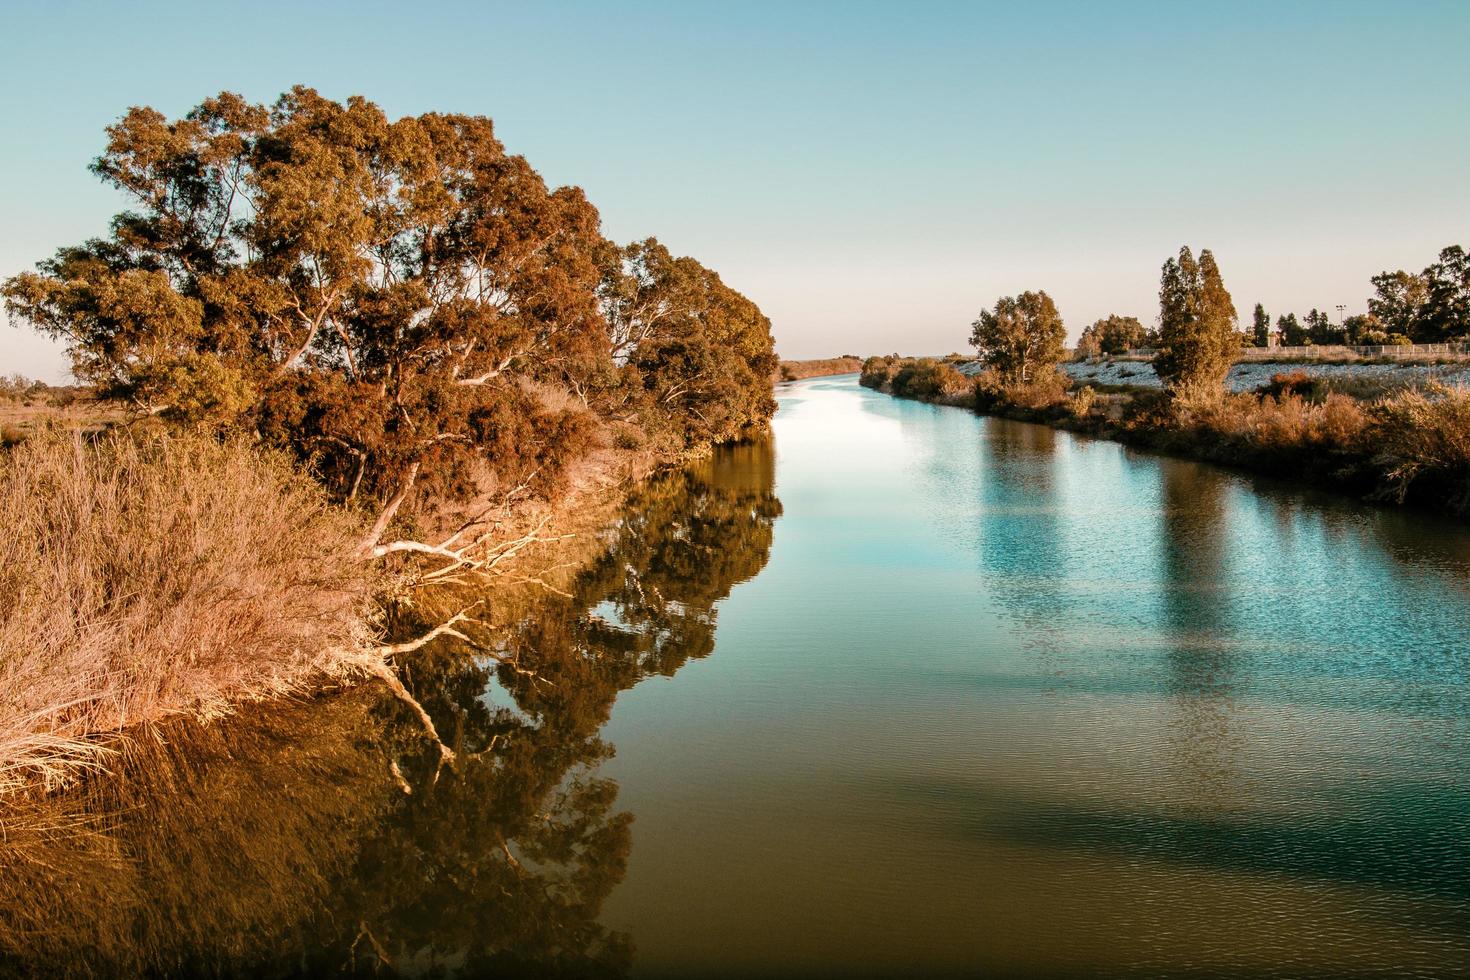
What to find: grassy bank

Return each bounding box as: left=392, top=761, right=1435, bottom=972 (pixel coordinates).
left=860, top=356, right=1470, bottom=516
left=0, top=431, right=378, bottom=794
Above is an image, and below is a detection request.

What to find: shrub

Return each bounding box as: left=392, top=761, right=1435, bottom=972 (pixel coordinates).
left=1262, top=370, right=1328, bottom=403
left=1370, top=384, right=1470, bottom=512
left=890, top=359, right=968, bottom=401
left=0, top=430, right=376, bottom=794
left=973, top=367, right=1070, bottom=412
left=1069, top=385, right=1097, bottom=419
left=612, top=425, right=645, bottom=450
left=859, top=355, right=897, bottom=389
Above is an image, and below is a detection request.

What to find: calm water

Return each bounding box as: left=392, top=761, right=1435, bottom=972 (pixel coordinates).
left=3, top=374, right=1469, bottom=978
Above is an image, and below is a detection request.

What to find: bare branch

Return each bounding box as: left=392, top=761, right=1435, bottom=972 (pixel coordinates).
left=359, top=461, right=421, bottom=554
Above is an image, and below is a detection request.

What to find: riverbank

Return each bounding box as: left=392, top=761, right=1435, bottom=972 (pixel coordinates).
left=0, top=419, right=720, bottom=798
left=775, top=356, right=863, bottom=381
left=860, top=356, right=1470, bottom=517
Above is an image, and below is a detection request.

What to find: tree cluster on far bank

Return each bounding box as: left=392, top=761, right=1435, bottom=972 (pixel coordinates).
left=1243, top=244, right=1468, bottom=349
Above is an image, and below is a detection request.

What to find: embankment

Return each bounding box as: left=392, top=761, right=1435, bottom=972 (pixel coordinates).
left=776, top=357, right=863, bottom=381
left=860, top=355, right=1470, bottom=517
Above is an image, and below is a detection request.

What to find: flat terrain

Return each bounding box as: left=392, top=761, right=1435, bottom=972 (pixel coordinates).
left=1056, top=358, right=1470, bottom=393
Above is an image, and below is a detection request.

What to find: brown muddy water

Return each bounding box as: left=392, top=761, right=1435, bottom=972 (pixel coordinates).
left=2, top=375, right=1468, bottom=978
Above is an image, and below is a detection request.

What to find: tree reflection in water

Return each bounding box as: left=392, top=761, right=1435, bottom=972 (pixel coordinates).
left=0, top=438, right=780, bottom=979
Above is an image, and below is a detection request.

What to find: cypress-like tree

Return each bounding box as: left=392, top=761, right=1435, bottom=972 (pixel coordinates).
left=1152, top=246, right=1239, bottom=400
left=1252, top=303, right=1270, bottom=347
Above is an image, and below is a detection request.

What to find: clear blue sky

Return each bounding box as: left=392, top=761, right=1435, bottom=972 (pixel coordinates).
left=4, top=0, right=1468, bottom=379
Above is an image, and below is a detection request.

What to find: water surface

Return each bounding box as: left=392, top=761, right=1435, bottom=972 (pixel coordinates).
left=3, top=375, right=1468, bottom=978
left=598, top=376, right=1470, bottom=978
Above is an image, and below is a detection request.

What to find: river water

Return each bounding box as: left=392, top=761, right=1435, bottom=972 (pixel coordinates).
left=3, top=374, right=1468, bottom=977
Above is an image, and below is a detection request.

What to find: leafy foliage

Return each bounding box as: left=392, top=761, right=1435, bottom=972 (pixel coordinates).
left=1252, top=304, right=1270, bottom=347
left=2, top=88, right=776, bottom=530
left=969, top=290, right=1066, bottom=384
left=1368, top=246, right=1470, bottom=342
left=1077, top=314, right=1149, bottom=358
left=1152, top=246, right=1239, bottom=400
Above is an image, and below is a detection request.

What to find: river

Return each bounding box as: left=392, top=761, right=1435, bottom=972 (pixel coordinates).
left=2, top=374, right=1468, bottom=977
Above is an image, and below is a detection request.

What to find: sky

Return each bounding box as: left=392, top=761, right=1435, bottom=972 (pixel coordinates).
left=3, top=0, right=1468, bottom=381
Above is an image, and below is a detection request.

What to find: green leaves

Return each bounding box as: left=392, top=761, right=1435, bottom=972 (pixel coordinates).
left=970, top=290, right=1066, bottom=384
left=1152, top=246, right=1238, bottom=401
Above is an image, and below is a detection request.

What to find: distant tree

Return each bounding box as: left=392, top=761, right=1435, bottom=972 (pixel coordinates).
left=969, top=291, right=1066, bottom=384
left=1343, top=313, right=1386, bottom=345
left=1277, top=312, right=1308, bottom=346
left=1420, top=245, right=1470, bottom=342
left=1252, top=303, right=1270, bottom=347
left=1077, top=314, right=1147, bottom=357
left=1152, top=247, right=1239, bottom=400
left=1368, top=269, right=1429, bottom=340
left=1304, top=308, right=1345, bottom=345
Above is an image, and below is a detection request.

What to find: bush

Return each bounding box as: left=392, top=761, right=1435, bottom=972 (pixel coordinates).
left=1069, top=385, right=1097, bottom=419
left=973, top=367, right=1070, bottom=412
left=859, top=355, right=897, bottom=389
left=890, top=359, right=968, bottom=401
left=1370, top=384, right=1470, bottom=512
left=1261, top=370, right=1328, bottom=403
left=0, top=431, right=376, bottom=794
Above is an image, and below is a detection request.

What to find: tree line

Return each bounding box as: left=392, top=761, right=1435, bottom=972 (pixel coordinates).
left=1249, top=246, right=1469, bottom=348
left=961, top=240, right=1470, bottom=400
left=2, top=86, right=777, bottom=542
left=957, top=245, right=1238, bottom=400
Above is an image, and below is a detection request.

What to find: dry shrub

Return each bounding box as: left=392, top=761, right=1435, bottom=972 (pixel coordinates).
left=1068, top=385, right=1097, bottom=419
left=974, top=368, right=1070, bottom=411
left=1370, top=383, right=1470, bottom=512
left=1261, top=370, right=1322, bottom=401
left=1182, top=391, right=1369, bottom=451
left=0, top=430, right=377, bottom=794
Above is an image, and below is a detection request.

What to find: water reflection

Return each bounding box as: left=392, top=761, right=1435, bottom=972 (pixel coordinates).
left=973, top=421, right=1070, bottom=662
left=1156, top=458, right=1246, bottom=803
left=0, top=438, right=781, bottom=978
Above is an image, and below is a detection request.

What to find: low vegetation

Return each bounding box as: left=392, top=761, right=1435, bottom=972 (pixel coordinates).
left=865, top=243, right=1470, bottom=516
left=0, top=430, right=376, bottom=794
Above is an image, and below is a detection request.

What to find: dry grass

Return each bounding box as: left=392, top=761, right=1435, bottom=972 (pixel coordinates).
left=1370, top=383, right=1470, bottom=511
left=0, top=430, right=378, bottom=794
left=1177, top=391, right=1371, bottom=451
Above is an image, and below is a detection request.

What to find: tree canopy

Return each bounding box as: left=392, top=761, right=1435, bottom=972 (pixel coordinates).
left=1152, top=246, right=1238, bottom=400
left=1368, top=246, right=1470, bottom=343
left=2, top=87, right=776, bottom=541
left=1076, top=314, right=1149, bottom=358
left=969, top=291, right=1065, bottom=384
